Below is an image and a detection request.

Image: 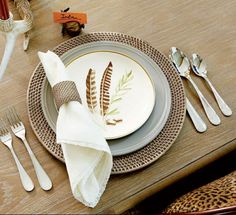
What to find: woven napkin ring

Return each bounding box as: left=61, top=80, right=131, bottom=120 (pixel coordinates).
left=52, top=81, right=82, bottom=109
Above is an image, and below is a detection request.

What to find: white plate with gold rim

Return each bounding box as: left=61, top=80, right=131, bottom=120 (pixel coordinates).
left=41, top=41, right=171, bottom=156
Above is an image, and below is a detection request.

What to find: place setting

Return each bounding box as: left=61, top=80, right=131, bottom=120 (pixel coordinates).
left=25, top=32, right=187, bottom=206
left=28, top=32, right=186, bottom=172
left=0, top=0, right=233, bottom=210
left=2, top=31, right=231, bottom=207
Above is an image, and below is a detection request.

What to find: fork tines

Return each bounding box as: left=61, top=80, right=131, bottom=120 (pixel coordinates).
left=0, top=118, right=9, bottom=136
left=6, top=107, right=21, bottom=127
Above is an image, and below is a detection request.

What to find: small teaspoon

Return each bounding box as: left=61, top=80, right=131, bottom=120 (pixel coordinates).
left=191, top=54, right=232, bottom=116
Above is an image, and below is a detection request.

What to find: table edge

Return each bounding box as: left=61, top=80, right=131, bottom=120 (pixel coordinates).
left=99, top=139, right=236, bottom=214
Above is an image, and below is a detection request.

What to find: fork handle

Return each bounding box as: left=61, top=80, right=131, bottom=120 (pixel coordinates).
left=22, top=138, right=52, bottom=191
left=10, top=148, right=34, bottom=192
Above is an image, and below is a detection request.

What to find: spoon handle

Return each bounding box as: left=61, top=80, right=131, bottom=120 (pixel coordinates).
left=186, top=97, right=207, bottom=132
left=188, top=76, right=221, bottom=125
left=204, top=76, right=232, bottom=116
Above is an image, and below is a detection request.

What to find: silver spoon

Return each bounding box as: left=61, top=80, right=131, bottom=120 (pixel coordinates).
left=169, top=50, right=207, bottom=132
left=191, top=54, right=232, bottom=116
left=170, top=47, right=221, bottom=125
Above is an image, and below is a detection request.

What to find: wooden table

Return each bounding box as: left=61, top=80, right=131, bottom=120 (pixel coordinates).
left=0, top=0, right=236, bottom=213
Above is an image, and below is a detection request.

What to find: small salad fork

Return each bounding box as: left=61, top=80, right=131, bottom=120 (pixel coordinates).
left=7, top=108, right=52, bottom=191
left=0, top=118, right=34, bottom=191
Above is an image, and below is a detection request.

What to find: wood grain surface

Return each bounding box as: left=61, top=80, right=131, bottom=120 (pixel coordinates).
left=0, top=0, right=236, bottom=214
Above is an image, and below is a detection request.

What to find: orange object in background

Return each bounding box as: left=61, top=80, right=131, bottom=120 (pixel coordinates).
left=53, top=12, right=87, bottom=24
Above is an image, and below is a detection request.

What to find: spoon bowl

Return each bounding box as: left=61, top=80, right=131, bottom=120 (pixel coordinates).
left=191, top=54, right=208, bottom=77
left=169, top=47, right=190, bottom=78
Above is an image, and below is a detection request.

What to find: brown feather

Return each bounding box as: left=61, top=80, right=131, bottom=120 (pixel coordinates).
left=100, top=62, right=113, bottom=116
left=86, top=69, right=97, bottom=112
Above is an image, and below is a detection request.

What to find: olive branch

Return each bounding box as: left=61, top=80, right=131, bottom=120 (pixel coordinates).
left=106, top=70, right=134, bottom=116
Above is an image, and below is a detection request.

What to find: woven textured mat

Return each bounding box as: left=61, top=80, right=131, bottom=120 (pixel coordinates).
left=27, top=32, right=186, bottom=174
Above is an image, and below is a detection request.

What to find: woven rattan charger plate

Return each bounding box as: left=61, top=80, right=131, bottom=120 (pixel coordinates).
left=27, top=32, right=186, bottom=174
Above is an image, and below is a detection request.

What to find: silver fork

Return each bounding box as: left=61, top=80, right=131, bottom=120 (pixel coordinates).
left=0, top=118, right=34, bottom=191
left=7, top=108, right=52, bottom=191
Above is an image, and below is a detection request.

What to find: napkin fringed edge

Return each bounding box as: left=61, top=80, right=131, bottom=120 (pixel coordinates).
left=52, top=81, right=81, bottom=109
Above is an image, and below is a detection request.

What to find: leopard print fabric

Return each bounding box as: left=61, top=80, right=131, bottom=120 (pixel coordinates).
left=165, top=171, right=236, bottom=213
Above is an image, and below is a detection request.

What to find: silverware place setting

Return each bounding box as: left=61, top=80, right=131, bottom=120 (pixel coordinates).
left=169, top=47, right=232, bottom=132
left=0, top=107, right=52, bottom=191
left=0, top=118, right=34, bottom=191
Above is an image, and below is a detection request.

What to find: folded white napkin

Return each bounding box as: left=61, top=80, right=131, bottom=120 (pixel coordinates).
left=38, top=51, right=113, bottom=208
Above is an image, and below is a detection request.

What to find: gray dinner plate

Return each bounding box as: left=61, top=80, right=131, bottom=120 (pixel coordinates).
left=41, top=41, right=171, bottom=156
